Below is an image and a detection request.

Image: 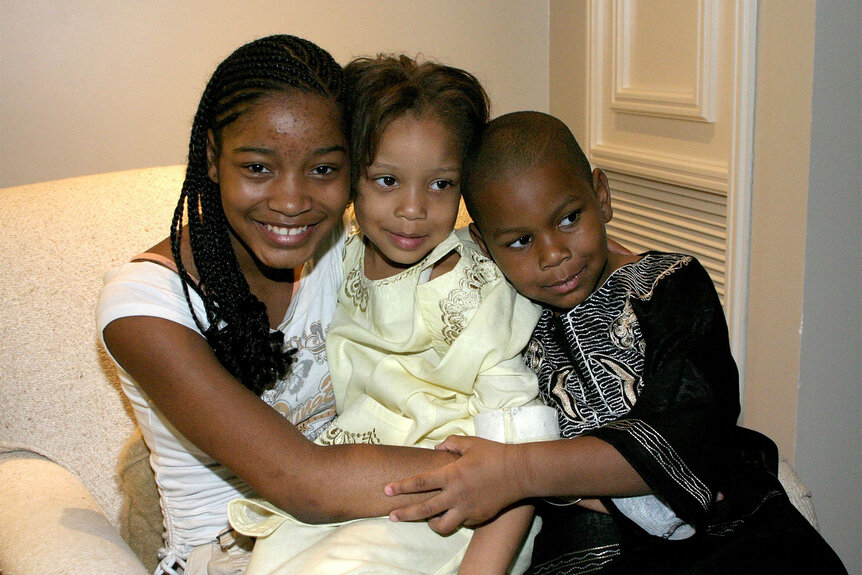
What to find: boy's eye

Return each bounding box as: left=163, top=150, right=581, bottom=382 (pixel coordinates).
left=373, top=176, right=398, bottom=188
left=560, top=210, right=581, bottom=227
left=506, top=235, right=532, bottom=249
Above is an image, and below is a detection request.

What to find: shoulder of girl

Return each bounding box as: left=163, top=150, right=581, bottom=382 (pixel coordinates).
left=429, top=250, right=461, bottom=280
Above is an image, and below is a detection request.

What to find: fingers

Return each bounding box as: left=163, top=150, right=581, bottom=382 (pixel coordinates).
left=389, top=436, right=472, bottom=495
left=433, top=435, right=469, bottom=454
left=388, top=494, right=451, bottom=524
left=384, top=469, right=444, bottom=496
left=427, top=509, right=470, bottom=535
left=388, top=498, right=469, bottom=535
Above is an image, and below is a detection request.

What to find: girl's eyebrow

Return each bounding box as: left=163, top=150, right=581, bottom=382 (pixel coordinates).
left=313, top=144, right=348, bottom=156
left=430, top=165, right=460, bottom=175
left=234, top=146, right=275, bottom=155
left=368, top=162, right=459, bottom=175
left=232, top=144, right=347, bottom=156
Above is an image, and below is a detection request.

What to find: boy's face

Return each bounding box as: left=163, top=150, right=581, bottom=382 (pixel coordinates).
left=470, top=158, right=613, bottom=311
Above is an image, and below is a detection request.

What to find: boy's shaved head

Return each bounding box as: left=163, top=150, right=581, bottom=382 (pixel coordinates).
left=462, top=111, right=593, bottom=225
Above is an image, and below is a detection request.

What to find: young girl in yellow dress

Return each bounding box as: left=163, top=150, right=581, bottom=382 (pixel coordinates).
left=228, top=55, right=559, bottom=574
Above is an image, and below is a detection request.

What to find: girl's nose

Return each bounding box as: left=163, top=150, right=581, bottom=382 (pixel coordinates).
left=394, top=188, right=426, bottom=221
left=268, top=174, right=312, bottom=215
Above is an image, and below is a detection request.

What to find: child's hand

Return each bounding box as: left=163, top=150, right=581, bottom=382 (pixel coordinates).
left=384, top=435, right=527, bottom=536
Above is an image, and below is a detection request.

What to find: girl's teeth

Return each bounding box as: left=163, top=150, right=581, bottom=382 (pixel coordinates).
left=265, top=224, right=308, bottom=236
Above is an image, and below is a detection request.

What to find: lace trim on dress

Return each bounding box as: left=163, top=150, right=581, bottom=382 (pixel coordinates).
left=439, top=249, right=499, bottom=345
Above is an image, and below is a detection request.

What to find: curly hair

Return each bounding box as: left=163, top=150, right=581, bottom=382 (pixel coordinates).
left=344, top=54, right=490, bottom=194
left=170, top=35, right=344, bottom=396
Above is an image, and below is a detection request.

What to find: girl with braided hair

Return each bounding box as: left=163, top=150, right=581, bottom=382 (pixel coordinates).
left=97, top=35, right=457, bottom=574
left=227, top=54, right=552, bottom=575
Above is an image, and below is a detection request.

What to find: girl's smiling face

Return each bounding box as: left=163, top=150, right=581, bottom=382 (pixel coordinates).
left=207, top=91, right=350, bottom=276
left=354, top=114, right=462, bottom=280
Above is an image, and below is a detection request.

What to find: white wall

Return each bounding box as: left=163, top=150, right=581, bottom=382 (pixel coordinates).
left=744, top=0, right=815, bottom=467
left=0, top=0, right=549, bottom=187
left=795, top=1, right=862, bottom=572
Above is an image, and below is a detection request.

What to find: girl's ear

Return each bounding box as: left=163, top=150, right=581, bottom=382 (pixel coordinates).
left=206, top=129, right=219, bottom=183
left=592, top=168, right=613, bottom=223
left=468, top=222, right=491, bottom=258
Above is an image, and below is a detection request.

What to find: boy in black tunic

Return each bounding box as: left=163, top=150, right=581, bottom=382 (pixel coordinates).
left=386, top=111, right=846, bottom=574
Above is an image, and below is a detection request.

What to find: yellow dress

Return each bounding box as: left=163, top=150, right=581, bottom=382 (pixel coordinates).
left=229, top=228, right=545, bottom=575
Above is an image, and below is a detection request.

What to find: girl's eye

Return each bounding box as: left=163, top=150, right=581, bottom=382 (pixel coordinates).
left=506, top=235, right=532, bottom=249
left=560, top=210, right=581, bottom=227
left=373, top=176, right=398, bottom=188
left=430, top=179, right=455, bottom=192
left=310, top=165, right=336, bottom=176
left=245, top=163, right=270, bottom=174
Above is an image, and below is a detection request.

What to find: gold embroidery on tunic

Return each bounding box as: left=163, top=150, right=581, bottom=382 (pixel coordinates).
left=344, top=266, right=368, bottom=312
left=439, top=251, right=499, bottom=344
left=316, top=425, right=381, bottom=445
left=609, top=298, right=638, bottom=350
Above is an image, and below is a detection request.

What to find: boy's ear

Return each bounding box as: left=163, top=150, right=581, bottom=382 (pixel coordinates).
left=468, top=222, right=491, bottom=258
left=206, top=129, right=219, bottom=183
left=593, top=168, right=613, bottom=223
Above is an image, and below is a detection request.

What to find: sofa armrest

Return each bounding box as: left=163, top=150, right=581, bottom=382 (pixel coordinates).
left=0, top=451, right=149, bottom=575
left=778, top=457, right=820, bottom=531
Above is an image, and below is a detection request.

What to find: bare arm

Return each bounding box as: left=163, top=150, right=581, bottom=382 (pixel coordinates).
left=386, top=434, right=649, bottom=535
left=458, top=504, right=534, bottom=575
left=103, top=315, right=455, bottom=523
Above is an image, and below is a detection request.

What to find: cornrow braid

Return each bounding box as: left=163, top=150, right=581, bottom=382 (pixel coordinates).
left=170, top=35, right=344, bottom=396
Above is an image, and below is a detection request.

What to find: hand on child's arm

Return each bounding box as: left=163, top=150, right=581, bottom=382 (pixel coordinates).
left=387, top=434, right=649, bottom=534
left=385, top=435, right=527, bottom=536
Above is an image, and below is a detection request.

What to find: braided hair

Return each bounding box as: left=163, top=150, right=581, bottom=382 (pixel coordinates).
left=170, top=35, right=344, bottom=396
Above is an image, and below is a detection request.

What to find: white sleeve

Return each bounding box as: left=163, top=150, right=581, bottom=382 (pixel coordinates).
left=610, top=494, right=696, bottom=540
left=474, top=404, right=560, bottom=444
left=96, top=261, right=207, bottom=350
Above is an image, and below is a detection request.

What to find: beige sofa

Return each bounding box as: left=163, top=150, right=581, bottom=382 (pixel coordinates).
left=0, top=166, right=185, bottom=574
left=0, top=166, right=819, bottom=575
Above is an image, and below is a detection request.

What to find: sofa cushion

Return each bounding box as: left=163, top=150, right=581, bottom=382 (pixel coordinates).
left=0, top=451, right=149, bottom=574
left=118, top=429, right=163, bottom=572
left=0, top=166, right=185, bottom=527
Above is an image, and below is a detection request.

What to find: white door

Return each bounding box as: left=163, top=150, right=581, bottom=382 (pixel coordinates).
left=551, top=0, right=757, bottom=378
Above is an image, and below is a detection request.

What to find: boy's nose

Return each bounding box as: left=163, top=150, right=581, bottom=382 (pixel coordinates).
left=538, top=236, right=571, bottom=270
left=268, top=175, right=312, bottom=215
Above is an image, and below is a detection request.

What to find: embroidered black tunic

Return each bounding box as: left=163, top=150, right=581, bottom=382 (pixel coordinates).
left=524, top=252, right=846, bottom=574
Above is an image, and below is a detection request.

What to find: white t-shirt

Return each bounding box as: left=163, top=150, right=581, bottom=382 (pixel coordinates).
left=96, top=224, right=345, bottom=573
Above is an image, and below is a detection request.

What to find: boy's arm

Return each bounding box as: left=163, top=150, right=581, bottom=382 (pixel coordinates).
left=388, top=433, right=648, bottom=535
left=458, top=503, right=535, bottom=575
left=389, top=257, right=736, bottom=533
left=587, top=257, right=739, bottom=521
